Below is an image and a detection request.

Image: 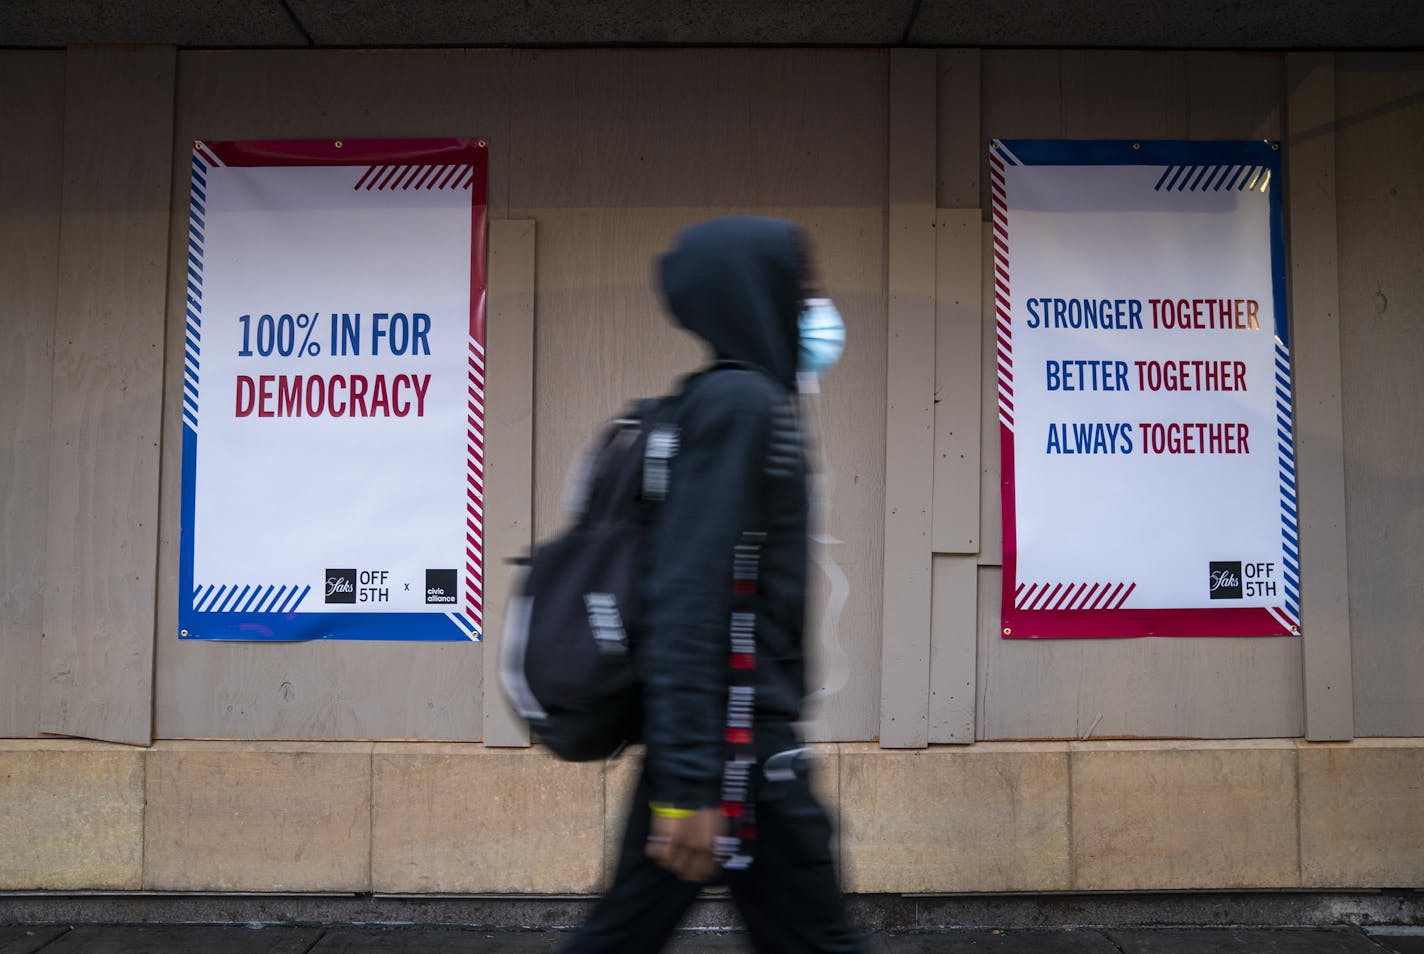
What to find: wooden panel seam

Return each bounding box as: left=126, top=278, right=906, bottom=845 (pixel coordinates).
left=931, top=209, right=983, bottom=554
left=40, top=45, right=177, bottom=746
left=1286, top=53, right=1355, bottom=742
left=482, top=219, right=537, bottom=747
left=880, top=50, right=937, bottom=748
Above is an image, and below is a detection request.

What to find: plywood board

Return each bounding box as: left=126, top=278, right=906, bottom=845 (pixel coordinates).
left=929, top=555, right=977, bottom=743
left=1334, top=53, right=1424, bottom=737
left=509, top=49, right=887, bottom=212
left=39, top=47, right=176, bottom=745
left=931, top=209, right=982, bottom=554
left=481, top=219, right=536, bottom=747
left=936, top=49, right=981, bottom=210
left=976, top=569, right=1304, bottom=740
left=981, top=51, right=1062, bottom=212
left=1061, top=51, right=1189, bottom=139
left=154, top=50, right=512, bottom=740
left=1286, top=54, right=1355, bottom=741
left=1187, top=53, right=1284, bottom=139
left=0, top=53, right=63, bottom=739
left=880, top=50, right=938, bottom=748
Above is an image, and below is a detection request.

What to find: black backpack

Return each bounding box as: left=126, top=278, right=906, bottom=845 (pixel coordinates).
left=499, top=393, right=681, bottom=761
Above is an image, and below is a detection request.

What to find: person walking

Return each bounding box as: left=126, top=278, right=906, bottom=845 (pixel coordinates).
left=560, top=217, right=862, bottom=954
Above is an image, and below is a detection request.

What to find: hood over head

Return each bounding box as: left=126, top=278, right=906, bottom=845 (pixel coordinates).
left=657, top=216, right=806, bottom=388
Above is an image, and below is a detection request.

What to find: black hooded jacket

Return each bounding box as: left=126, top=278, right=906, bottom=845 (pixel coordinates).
left=639, top=217, right=812, bottom=809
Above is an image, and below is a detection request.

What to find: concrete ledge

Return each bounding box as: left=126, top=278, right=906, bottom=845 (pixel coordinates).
left=143, top=741, right=372, bottom=892
left=372, top=744, right=603, bottom=894
left=0, top=740, right=143, bottom=890
left=1070, top=740, right=1300, bottom=891
left=839, top=742, right=1071, bottom=893
left=602, top=748, right=641, bottom=888
left=2, top=738, right=1420, bottom=895
left=1299, top=738, right=1424, bottom=888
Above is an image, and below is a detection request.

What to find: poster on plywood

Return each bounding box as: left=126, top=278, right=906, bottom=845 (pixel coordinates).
left=178, top=138, right=488, bottom=641
left=992, top=139, right=1299, bottom=638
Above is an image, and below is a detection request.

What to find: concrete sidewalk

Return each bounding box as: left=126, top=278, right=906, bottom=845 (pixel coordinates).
left=3, top=925, right=1423, bottom=953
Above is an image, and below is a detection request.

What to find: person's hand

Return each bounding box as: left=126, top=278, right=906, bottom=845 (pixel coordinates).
left=645, top=807, right=725, bottom=883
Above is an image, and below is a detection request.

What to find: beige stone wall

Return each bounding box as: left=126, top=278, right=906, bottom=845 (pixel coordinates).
left=3, top=739, right=1420, bottom=894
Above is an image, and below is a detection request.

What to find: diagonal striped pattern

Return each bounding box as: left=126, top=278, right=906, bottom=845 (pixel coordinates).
left=193, top=583, right=311, bottom=614
left=990, top=141, right=1015, bottom=434
left=466, top=339, right=486, bottom=624
left=354, top=163, right=475, bottom=191
left=1153, top=164, right=1272, bottom=193
left=183, top=143, right=219, bottom=433
left=447, top=612, right=479, bottom=639
left=1015, top=581, right=1138, bottom=612
left=1273, top=338, right=1301, bottom=632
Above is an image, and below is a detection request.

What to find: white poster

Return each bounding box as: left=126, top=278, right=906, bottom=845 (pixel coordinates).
left=994, top=140, right=1298, bottom=638
left=179, top=139, right=488, bottom=640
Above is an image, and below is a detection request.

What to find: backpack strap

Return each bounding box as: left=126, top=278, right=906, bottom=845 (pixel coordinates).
left=714, top=385, right=792, bottom=872
left=716, top=526, right=765, bottom=871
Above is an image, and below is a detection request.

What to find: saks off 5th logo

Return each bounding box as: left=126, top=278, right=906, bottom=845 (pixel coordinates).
left=1209, top=561, right=1279, bottom=599
left=326, top=568, right=394, bottom=604
left=325, top=568, right=357, bottom=604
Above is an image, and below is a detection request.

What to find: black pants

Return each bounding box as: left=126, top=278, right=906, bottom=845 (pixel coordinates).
left=560, top=744, right=864, bottom=954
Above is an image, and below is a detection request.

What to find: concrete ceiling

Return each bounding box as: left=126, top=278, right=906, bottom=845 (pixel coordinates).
left=2, top=0, right=1421, bottom=50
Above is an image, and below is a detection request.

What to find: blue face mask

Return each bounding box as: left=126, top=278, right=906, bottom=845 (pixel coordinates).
left=798, top=298, right=846, bottom=377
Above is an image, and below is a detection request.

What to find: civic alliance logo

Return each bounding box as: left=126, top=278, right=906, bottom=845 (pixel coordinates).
left=425, top=568, right=457, bottom=604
